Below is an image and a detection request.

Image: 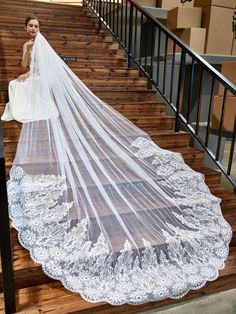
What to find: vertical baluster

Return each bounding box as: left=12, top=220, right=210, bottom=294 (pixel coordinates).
left=175, top=50, right=186, bottom=132
left=133, top=7, right=138, bottom=60
left=156, top=28, right=161, bottom=86
left=186, top=59, right=195, bottom=124
left=120, top=0, right=124, bottom=43
left=109, top=0, right=112, bottom=28
left=227, top=116, right=236, bottom=176
left=114, top=0, right=116, bottom=36
left=116, top=0, right=119, bottom=37
left=216, top=87, right=227, bottom=161
left=169, top=41, right=176, bottom=103
left=205, top=77, right=215, bottom=147
left=144, top=17, right=148, bottom=72
left=150, top=22, right=155, bottom=81
left=128, top=2, right=133, bottom=68
left=195, top=65, right=204, bottom=135
left=99, top=0, right=102, bottom=28
left=105, top=0, right=108, bottom=26
left=162, top=34, right=168, bottom=95
left=139, top=13, right=143, bottom=66
left=104, top=0, right=106, bottom=24
left=112, top=0, right=115, bottom=32
left=103, top=0, right=105, bottom=23
left=124, top=0, right=128, bottom=47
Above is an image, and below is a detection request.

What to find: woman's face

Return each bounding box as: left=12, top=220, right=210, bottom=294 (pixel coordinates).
left=25, top=19, right=40, bottom=37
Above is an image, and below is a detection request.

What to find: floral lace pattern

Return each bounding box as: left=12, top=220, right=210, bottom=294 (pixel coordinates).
left=8, top=136, right=232, bottom=305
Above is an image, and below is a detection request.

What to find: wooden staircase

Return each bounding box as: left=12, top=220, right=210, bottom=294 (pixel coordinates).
left=0, top=0, right=236, bottom=313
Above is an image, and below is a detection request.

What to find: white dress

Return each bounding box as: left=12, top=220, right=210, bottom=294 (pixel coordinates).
left=1, top=48, right=57, bottom=122
left=1, top=78, right=30, bottom=122
left=1, top=48, right=32, bottom=122
left=1, top=76, right=58, bottom=122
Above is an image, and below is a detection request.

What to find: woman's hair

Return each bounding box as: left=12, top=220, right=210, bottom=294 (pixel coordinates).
left=25, top=16, right=40, bottom=27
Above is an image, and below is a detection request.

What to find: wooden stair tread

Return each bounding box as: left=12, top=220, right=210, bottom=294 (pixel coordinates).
left=0, top=32, right=114, bottom=43
left=0, top=0, right=89, bottom=12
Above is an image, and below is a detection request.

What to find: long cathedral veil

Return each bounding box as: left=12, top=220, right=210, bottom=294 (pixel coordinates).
left=8, top=32, right=232, bottom=305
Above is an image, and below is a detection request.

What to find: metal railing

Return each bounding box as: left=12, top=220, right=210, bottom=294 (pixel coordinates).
left=85, top=0, right=236, bottom=191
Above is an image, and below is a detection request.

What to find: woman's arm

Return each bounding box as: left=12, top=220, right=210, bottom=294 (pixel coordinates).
left=21, top=40, right=34, bottom=70
left=17, top=71, right=30, bottom=82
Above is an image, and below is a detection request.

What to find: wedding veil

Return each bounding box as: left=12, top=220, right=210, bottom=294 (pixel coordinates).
left=7, top=32, right=232, bottom=305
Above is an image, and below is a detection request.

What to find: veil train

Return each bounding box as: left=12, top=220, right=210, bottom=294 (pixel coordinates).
left=6, top=32, right=232, bottom=305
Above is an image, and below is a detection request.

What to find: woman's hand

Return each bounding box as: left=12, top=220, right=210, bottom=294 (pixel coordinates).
left=23, top=39, right=34, bottom=53
left=17, top=72, right=30, bottom=82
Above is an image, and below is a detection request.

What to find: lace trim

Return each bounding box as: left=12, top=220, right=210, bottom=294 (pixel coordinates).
left=8, top=136, right=232, bottom=305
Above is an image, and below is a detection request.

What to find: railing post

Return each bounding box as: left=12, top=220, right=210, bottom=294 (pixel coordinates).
left=175, top=50, right=186, bottom=132
left=0, top=125, right=16, bottom=314
left=128, top=2, right=133, bottom=68
left=99, top=0, right=102, bottom=29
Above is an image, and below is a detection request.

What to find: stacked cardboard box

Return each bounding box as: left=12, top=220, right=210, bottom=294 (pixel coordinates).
left=194, top=0, right=236, bottom=55
left=136, top=0, right=156, bottom=6
left=156, top=0, right=193, bottom=9
left=194, top=0, right=236, bottom=9
left=168, top=28, right=206, bottom=54
left=167, top=7, right=206, bottom=53
left=212, top=61, right=236, bottom=132
left=167, top=7, right=202, bottom=30
left=212, top=96, right=236, bottom=132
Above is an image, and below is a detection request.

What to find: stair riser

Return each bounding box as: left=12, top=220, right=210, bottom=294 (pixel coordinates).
left=0, top=23, right=105, bottom=32
left=0, top=32, right=113, bottom=43
left=0, top=62, right=127, bottom=70
left=3, top=133, right=189, bottom=156
left=0, top=40, right=119, bottom=49
left=0, top=25, right=107, bottom=35
left=0, top=68, right=140, bottom=78
left=0, top=21, right=98, bottom=30
left=0, top=10, right=94, bottom=19
left=0, top=1, right=90, bottom=13
left=0, top=80, right=147, bottom=89
left=93, top=91, right=156, bottom=101
left=153, top=135, right=190, bottom=149
left=0, top=50, right=125, bottom=59
left=0, top=12, right=97, bottom=23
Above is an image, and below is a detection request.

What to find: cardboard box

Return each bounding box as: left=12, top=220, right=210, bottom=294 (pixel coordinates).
left=180, top=27, right=206, bottom=53
left=157, top=0, right=193, bottom=9
left=218, top=62, right=236, bottom=96
left=202, top=6, right=234, bottom=54
left=211, top=96, right=236, bottom=132
left=137, top=0, right=156, bottom=6
left=168, top=28, right=206, bottom=54
left=167, top=7, right=202, bottom=31
left=194, top=0, right=236, bottom=9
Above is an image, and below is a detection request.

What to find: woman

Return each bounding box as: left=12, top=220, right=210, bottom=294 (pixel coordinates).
left=1, top=17, right=39, bottom=121
left=3, top=17, right=232, bottom=305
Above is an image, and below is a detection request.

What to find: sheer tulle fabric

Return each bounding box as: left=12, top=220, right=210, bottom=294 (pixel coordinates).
left=7, top=32, right=232, bottom=305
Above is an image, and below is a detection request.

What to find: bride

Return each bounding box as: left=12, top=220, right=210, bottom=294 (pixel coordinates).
left=1, top=17, right=37, bottom=122
left=2, top=16, right=232, bottom=305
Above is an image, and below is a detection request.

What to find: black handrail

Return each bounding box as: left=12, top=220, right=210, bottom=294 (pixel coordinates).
left=85, top=0, right=236, bottom=190
left=0, top=124, right=16, bottom=314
